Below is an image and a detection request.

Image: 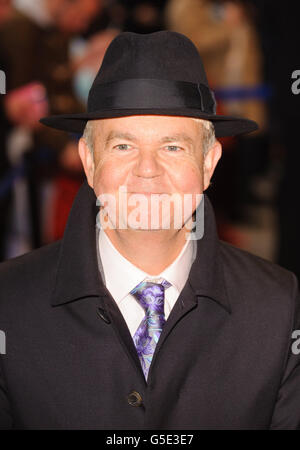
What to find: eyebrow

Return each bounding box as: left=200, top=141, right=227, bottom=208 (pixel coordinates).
left=105, top=131, right=138, bottom=146
left=159, top=133, right=194, bottom=146
left=104, top=131, right=195, bottom=146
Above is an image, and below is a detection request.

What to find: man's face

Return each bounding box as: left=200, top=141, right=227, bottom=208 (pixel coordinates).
left=79, top=115, right=221, bottom=232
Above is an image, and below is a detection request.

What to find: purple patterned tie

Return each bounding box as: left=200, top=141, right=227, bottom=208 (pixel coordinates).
left=130, top=279, right=172, bottom=380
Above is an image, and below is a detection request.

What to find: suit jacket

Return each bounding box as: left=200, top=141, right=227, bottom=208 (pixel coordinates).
left=0, top=181, right=300, bottom=430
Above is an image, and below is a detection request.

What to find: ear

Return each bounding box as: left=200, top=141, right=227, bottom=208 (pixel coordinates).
left=203, top=140, right=222, bottom=191
left=78, top=137, right=95, bottom=189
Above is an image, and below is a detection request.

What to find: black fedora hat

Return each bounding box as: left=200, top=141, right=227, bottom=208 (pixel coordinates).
left=40, top=30, right=258, bottom=137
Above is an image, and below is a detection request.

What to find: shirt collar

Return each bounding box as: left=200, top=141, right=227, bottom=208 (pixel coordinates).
left=99, top=226, right=197, bottom=305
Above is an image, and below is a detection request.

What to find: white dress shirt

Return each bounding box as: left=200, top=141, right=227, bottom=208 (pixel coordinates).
left=98, top=228, right=197, bottom=336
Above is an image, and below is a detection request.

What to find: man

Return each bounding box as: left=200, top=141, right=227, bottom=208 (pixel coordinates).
left=0, top=31, right=300, bottom=430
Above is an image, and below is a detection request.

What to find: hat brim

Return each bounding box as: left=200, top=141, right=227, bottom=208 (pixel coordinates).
left=39, top=108, right=258, bottom=138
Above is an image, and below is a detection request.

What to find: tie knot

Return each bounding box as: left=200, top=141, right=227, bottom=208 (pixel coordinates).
left=130, top=279, right=172, bottom=314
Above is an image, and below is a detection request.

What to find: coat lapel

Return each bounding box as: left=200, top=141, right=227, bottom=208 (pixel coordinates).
left=51, top=181, right=103, bottom=305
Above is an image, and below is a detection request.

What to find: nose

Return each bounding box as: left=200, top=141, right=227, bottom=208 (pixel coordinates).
left=132, top=148, right=163, bottom=179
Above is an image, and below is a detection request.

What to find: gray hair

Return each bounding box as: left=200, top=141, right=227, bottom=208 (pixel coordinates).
left=82, top=117, right=216, bottom=157
left=82, top=120, right=95, bottom=154
left=192, top=118, right=216, bottom=156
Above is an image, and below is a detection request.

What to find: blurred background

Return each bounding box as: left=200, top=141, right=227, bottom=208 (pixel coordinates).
left=0, top=0, right=299, bottom=278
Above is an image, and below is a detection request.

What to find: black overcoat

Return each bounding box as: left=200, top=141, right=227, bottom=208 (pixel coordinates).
left=0, top=181, right=300, bottom=429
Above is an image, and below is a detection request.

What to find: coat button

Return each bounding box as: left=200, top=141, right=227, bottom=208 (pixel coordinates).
left=127, top=391, right=143, bottom=407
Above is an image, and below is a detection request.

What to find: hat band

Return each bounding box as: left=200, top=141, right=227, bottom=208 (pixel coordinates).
left=88, top=78, right=217, bottom=114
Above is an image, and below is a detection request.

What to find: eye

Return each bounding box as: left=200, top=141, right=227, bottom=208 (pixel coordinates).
left=165, top=145, right=183, bottom=152
left=114, top=144, right=131, bottom=151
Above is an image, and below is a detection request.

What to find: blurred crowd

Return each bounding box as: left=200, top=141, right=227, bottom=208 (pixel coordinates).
left=0, top=0, right=299, bottom=278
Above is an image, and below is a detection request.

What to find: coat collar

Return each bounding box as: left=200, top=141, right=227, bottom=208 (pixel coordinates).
left=51, top=181, right=231, bottom=313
